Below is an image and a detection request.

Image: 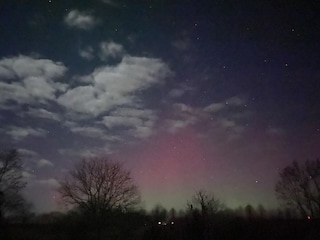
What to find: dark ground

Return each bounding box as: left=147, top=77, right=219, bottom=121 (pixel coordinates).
left=1, top=219, right=320, bottom=240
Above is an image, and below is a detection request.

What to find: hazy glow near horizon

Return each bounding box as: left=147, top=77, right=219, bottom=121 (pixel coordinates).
left=0, top=1, right=319, bottom=213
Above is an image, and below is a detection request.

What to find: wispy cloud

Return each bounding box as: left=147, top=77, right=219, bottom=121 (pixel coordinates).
left=18, top=148, right=39, bottom=158
left=69, top=126, right=119, bottom=141
left=4, top=126, right=48, bottom=141
left=37, top=159, right=54, bottom=168
left=22, top=171, right=36, bottom=180
left=101, top=0, right=119, bottom=7
left=168, top=84, right=195, bottom=99
left=64, top=10, right=98, bottom=30
left=35, top=178, right=60, bottom=188
left=79, top=46, right=94, bottom=60
left=165, top=96, right=250, bottom=139
left=203, top=103, right=225, bottom=113
left=99, top=41, right=124, bottom=60
left=23, top=108, right=61, bottom=122
left=166, top=103, right=199, bottom=132
left=58, top=146, right=112, bottom=158
left=102, top=107, right=157, bottom=138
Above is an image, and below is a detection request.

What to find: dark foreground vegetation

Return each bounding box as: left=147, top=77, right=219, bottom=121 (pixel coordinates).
left=1, top=210, right=320, bottom=240
left=2, top=150, right=320, bottom=239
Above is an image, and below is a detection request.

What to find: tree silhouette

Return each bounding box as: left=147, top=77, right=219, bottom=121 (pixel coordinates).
left=58, top=157, right=140, bottom=219
left=189, top=190, right=223, bottom=216
left=257, top=204, right=266, bottom=218
left=150, top=204, right=167, bottom=222
left=0, top=149, right=27, bottom=221
left=275, top=159, right=320, bottom=218
left=244, top=204, right=255, bottom=219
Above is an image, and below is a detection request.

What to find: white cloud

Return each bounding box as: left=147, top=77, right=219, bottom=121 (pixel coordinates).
left=102, top=107, right=157, bottom=138
left=62, top=120, right=78, bottom=128
left=203, top=102, right=225, bottom=113
left=219, top=118, right=236, bottom=128
left=77, top=75, right=94, bottom=83
left=166, top=104, right=200, bottom=133
left=58, top=56, right=171, bottom=116
left=58, top=85, right=106, bottom=116
left=102, top=115, right=143, bottom=128
left=99, top=41, right=124, bottom=60
left=204, top=97, right=246, bottom=113
left=0, top=55, right=66, bottom=79
left=37, top=159, right=54, bottom=168
left=5, top=126, right=48, bottom=141
left=166, top=96, right=250, bottom=137
left=226, top=96, right=245, bottom=106
left=64, top=10, right=98, bottom=30
left=18, top=148, right=39, bottom=158
left=23, top=77, right=58, bottom=99
left=131, top=126, right=154, bottom=138
left=79, top=46, right=94, bottom=60
left=58, top=148, right=76, bottom=156
left=167, top=110, right=198, bottom=132
left=0, top=55, right=67, bottom=105
left=111, top=107, right=156, bottom=121
left=167, top=119, right=195, bottom=133
left=36, top=178, right=60, bottom=188
left=168, top=88, right=185, bottom=98
left=173, top=103, right=196, bottom=113
left=70, top=126, right=119, bottom=141
left=24, top=108, right=61, bottom=121
left=168, top=84, right=194, bottom=98
left=22, top=171, right=36, bottom=179
left=63, top=121, right=121, bottom=142
left=58, top=146, right=112, bottom=158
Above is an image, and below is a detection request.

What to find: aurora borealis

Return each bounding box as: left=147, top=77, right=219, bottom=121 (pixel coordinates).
left=0, top=0, right=319, bottom=212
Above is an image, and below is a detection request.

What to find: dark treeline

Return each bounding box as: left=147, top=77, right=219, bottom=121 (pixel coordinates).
left=1, top=203, right=320, bottom=240
left=1, top=151, right=320, bottom=239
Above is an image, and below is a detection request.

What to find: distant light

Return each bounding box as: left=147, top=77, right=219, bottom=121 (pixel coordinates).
left=158, top=221, right=161, bottom=225
left=307, top=216, right=311, bottom=220
left=171, top=221, right=174, bottom=225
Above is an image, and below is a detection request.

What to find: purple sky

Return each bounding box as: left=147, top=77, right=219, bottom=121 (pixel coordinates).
left=0, top=0, right=319, bottom=212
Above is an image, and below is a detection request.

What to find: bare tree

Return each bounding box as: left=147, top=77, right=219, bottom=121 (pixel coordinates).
left=0, top=149, right=27, bottom=221
left=150, top=204, right=167, bottom=222
left=58, top=157, right=140, bottom=218
left=275, top=159, right=320, bottom=218
left=244, top=204, right=255, bottom=219
left=257, top=204, right=266, bottom=218
left=189, top=190, right=223, bottom=215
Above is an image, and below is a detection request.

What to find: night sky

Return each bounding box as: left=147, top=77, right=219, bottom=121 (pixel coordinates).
left=0, top=0, right=320, bottom=213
